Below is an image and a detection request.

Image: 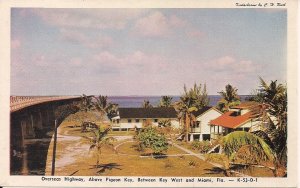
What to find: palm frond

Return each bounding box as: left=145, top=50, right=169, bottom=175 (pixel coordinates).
left=81, top=135, right=93, bottom=142
left=259, top=77, right=269, bottom=90
left=222, top=131, right=274, bottom=162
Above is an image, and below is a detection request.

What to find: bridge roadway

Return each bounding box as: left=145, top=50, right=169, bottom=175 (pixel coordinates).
left=10, top=96, right=81, bottom=175
left=10, top=96, right=80, bottom=112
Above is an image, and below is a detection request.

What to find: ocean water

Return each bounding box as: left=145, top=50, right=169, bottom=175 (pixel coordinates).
left=107, top=95, right=250, bottom=108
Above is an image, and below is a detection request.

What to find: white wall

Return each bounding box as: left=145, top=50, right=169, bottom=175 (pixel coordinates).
left=240, top=120, right=253, bottom=128
left=170, top=120, right=180, bottom=128
left=196, top=109, right=222, bottom=134
left=119, top=119, right=143, bottom=129
left=114, top=118, right=180, bottom=129
left=240, top=118, right=266, bottom=129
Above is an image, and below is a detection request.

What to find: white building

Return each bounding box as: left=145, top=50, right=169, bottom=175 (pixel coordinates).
left=111, top=107, right=180, bottom=131
left=189, top=106, right=223, bottom=141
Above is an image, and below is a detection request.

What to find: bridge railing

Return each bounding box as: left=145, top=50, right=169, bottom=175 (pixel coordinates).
left=10, top=96, right=80, bottom=112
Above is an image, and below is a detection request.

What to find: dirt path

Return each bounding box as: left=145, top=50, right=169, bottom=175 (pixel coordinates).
left=45, top=126, right=136, bottom=175
left=169, top=141, right=222, bottom=167
left=45, top=125, right=91, bottom=175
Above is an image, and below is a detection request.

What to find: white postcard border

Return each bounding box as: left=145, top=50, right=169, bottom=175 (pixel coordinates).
left=0, top=0, right=297, bottom=187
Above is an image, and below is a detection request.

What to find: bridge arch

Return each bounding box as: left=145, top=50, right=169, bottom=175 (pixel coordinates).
left=10, top=96, right=81, bottom=175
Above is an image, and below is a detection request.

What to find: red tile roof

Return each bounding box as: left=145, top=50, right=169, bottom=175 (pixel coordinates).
left=210, top=111, right=252, bottom=129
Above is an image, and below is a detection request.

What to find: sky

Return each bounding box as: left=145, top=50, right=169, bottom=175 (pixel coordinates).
left=11, top=8, right=287, bottom=96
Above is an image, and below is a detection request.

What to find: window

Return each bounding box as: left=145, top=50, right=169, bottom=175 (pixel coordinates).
left=117, top=119, right=119, bottom=124
left=128, top=119, right=132, bottom=123
left=203, top=134, right=211, bottom=141
left=135, top=119, right=140, bottom=123
left=154, top=119, right=158, bottom=123
left=195, top=121, right=200, bottom=128
left=230, top=110, right=241, bottom=116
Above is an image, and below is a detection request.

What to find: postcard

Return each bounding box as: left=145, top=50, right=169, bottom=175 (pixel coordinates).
left=0, top=0, right=298, bottom=187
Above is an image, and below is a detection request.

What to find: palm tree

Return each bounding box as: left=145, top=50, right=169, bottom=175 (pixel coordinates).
left=176, top=83, right=209, bottom=142
left=93, top=95, right=108, bottom=116
left=80, top=94, right=94, bottom=112
left=258, top=77, right=287, bottom=132
left=84, top=127, right=116, bottom=167
left=142, top=100, right=153, bottom=108
left=176, top=103, right=197, bottom=142
left=209, top=131, right=275, bottom=176
left=250, top=77, right=287, bottom=173
left=106, top=103, right=119, bottom=120
left=92, top=95, right=119, bottom=121
left=159, top=96, right=173, bottom=107
left=222, top=131, right=274, bottom=163
left=217, top=84, right=240, bottom=112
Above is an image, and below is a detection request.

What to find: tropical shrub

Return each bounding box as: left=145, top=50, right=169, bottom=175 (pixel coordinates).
left=188, top=160, right=197, bottom=167
left=222, top=131, right=274, bottom=164
left=158, top=119, right=171, bottom=127
left=199, top=140, right=212, bottom=153
left=190, top=140, right=201, bottom=150
left=137, top=127, right=168, bottom=155
left=190, top=140, right=212, bottom=153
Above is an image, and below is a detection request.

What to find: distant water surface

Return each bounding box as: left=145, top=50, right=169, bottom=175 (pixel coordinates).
left=107, top=95, right=250, bottom=108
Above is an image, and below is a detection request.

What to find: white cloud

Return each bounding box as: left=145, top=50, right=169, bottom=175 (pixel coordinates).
left=86, top=36, right=113, bottom=49
left=92, top=50, right=168, bottom=71
left=69, top=57, right=82, bottom=67
left=93, top=51, right=123, bottom=68
left=186, top=30, right=205, bottom=40
left=169, top=15, right=187, bottom=27
left=32, top=9, right=145, bottom=30
left=205, top=56, right=258, bottom=74
left=60, top=29, right=87, bottom=44
left=196, top=55, right=263, bottom=94
left=60, top=29, right=114, bottom=49
left=132, top=11, right=186, bottom=37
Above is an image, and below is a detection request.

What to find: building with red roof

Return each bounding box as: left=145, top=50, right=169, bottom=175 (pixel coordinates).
left=209, top=102, right=261, bottom=140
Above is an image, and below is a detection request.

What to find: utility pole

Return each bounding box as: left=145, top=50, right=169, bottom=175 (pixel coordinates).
left=51, top=119, right=58, bottom=176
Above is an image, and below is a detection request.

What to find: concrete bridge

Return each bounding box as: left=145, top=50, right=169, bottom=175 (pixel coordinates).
left=10, top=96, right=81, bottom=175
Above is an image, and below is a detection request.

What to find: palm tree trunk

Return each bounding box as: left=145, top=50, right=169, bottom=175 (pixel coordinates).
left=96, top=146, right=101, bottom=167
left=185, top=114, right=190, bottom=142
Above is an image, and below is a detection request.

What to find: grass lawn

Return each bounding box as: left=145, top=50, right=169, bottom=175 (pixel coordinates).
left=46, top=120, right=225, bottom=176
left=174, top=141, right=275, bottom=177
left=108, top=131, right=136, bottom=136
left=49, top=140, right=225, bottom=176
left=45, top=117, right=275, bottom=177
